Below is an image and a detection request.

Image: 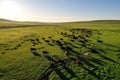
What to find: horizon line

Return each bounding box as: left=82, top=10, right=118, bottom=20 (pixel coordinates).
left=0, top=18, right=120, bottom=23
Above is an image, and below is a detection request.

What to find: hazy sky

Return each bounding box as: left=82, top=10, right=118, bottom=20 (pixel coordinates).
left=0, top=0, right=120, bottom=22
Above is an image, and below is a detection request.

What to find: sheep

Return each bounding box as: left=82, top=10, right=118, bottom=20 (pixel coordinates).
left=45, top=40, right=50, bottom=43
left=42, top=51, right=49, bottom=55
left=60, top=46, right=66, bottom=50
left=49, top=61, right=56, bottom=68
left=75, top=59, right=83, bottom=65
left=58, top=59, right=66, bottom=65
left=97, top=40, right=103, bottom=43
left=30, top=39, right=35, bottom=41
left=90, top=48, right=99, bottom=54
left=71, top=39, right=75, bottom=42
left=42, top=37, right=45, bottom=40
left=60, top=38, right=63, bottom=41
left=72, top=35, right=78, bottom=39
left=90, top=43, right=94, bottom=47
left=82, top=44, right=86, bottom=47
left=64, top=51, right=70, bottom=57
left=48, top=36, right=52, bottom=39
left=66, top=46, right=72, bottom=50
left=30, top=48, right=37, bottom=51
left=56, top=40, right=62, bottom=46
left=83, top=52, right=90, bottom=58
left=1, top=52, right=5, bottom=54
left=36, top=38, right=41, bottom=43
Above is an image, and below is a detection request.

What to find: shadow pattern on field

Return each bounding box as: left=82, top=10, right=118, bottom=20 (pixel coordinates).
left=81, top=66, right=101, bottom=79
left=63, top=65, right=80, bottom=79
left=32, top=28, right=119, bottom=80
left=54, top=67, right=69, bottom=80
left=100, top=55, right=120, bottom=64
left=35, top=55, right=80, bottom=80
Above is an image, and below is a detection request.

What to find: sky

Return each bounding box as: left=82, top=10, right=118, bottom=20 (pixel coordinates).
left=0, top=0, right=120, bottom=22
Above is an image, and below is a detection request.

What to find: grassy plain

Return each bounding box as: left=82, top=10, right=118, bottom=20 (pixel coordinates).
left=0, top=20, right=120, bottom=80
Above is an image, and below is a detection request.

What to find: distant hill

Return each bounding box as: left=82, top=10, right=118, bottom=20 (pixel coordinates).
left=89, top=20, right=120, bottom=24
left=0, top=18, right=120, bottom=29
left=77, top=20, right=120, bottom=22
left=0, top=18, right=52, bottom=29
left=63, top=20, right=120, bottom=23
left=0, top=18, right=13, bottom=22
left=0, top=18, right=120, bottom=24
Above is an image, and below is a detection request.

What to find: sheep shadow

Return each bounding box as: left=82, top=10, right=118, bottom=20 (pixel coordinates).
left=32, top=52, right=41, bottom=57
left=36, top=66, right=53, bottom=80
left=44, top=55, right=56, bottom=62
left=81, top=66, right=101, bottom=79
left=100, top=55, right=120, bottom=64
left=102, top=43, right=120, bottom=49
left=63, top=65, right=80, bottom=79
left=90, top=58, right=106, bottom=66
left=77, top=55, right=97, bottom=68
left=54, top=67, right=69, bottom=80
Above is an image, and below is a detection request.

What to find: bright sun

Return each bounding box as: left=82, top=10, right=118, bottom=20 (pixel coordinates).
left=0, top=0, right=22, bottom=17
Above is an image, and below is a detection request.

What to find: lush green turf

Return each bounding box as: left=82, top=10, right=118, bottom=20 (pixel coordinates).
left=0, top=20, right=120, bottom=80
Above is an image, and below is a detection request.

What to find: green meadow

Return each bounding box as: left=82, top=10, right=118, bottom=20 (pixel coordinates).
left=0, top=20, right=120, bottom=80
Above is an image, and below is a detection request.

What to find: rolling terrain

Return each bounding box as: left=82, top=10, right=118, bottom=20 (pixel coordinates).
left=0, top=19, right=120, bottom=80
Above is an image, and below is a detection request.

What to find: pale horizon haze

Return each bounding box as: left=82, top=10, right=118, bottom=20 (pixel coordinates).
left=0, top=0, right=120, bottom=22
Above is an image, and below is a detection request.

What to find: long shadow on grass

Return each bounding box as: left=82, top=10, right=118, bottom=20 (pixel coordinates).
left=35, top=66, right=53, bottom=80
left=60, top=43, right=100, bottom=68
left=99, top=43, right=120, bottom=53
left=73, top=54, right=98, bottom=68
left=69, top=49, right=80, bottom=55
left=102, top=43, right=120, bottom=49
left=116, top=54, right=120, bottom=59
left=32, top=52, right=42, bottom=57
left=54, top=67, right=69, bottom=80
left=90, top=58, right=106, bottom=66
left=100, top=55, right=120, bottom=64
left=63, top=65, right=80, bottom=79
left=44, top=55, right=56, bottom=62
left=81, top=66, right=101, bottom=79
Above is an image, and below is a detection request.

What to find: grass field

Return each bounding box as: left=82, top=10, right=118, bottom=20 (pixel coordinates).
left=0, top=20, right=120, bottom=80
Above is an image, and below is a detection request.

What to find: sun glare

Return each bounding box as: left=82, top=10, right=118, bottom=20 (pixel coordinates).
left=0, top=0, right=22, bottom=17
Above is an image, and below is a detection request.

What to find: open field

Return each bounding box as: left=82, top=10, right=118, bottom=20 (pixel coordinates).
left=0, top=20, right=120, bottom=80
